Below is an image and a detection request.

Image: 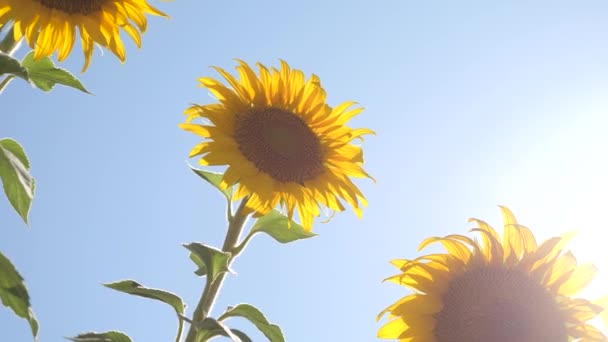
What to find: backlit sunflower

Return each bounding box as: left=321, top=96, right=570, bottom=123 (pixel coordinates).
left=180, top=60, right=373, bottom=231
left=378, top=206, right=608, bottom=342
left=0, top=0, right=166, bottom=71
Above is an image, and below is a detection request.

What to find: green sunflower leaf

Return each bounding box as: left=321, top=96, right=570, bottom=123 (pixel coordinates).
left=230, top=329, right=253, bottom=342
left=219, top=303, right=285, bottom=342
left=103, top=280, right=185, bottom=315
left=0, top=138, right=34, bottom=225
left=66, top=331, right=132, bottom=342
left=184, top=243, right=231, bottom=280
left=190, top=167, right=233, bottom=200
left=21, top=51, right=90, bottom=94
left=0, top=251, right=38, bottom=338
left=0, top=52, right=28, bottom=79
left=189, top=251, right=207, bottom=277
left=250, top=210, right=317, bottom=244
left=193, top=317, right=241, bottom=342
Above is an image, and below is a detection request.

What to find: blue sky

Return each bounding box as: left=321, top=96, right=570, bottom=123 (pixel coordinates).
left=3, top=1, right=608, bottom=341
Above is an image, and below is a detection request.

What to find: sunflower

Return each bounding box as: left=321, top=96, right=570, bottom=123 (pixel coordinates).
left=378, top=206, right=608, bottom=342
left=180, top=60, right=373, bottom=231
left=0, top=0, right=166, bottom=71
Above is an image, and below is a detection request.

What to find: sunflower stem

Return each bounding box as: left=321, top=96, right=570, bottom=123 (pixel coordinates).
left=185, top=196, right=251, bottom=342
left=232, top=230, right=256, bottom=257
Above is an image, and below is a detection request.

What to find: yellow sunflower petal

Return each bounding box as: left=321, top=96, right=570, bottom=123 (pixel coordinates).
left=468, top=217, right=504, bottom=263
left=378, top=316, right=435, bottom=340
left=181, top=61, right=372, bottom=231
left=594, top=296, right=608, bottom=328
left=557, top=264, right=598, bottom=296
left=418, top=236, right=471, bottom=264
left=380, top=207, right=607, bottom=341
left=0, top=0, right=167, bottom=71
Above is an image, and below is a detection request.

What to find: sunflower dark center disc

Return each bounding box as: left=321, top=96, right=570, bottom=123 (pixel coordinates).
left=234, top=107, right=323, bottom=183
left=434, top=266, right=567, bottom=342
left=36, top=0, right=104, bottom=14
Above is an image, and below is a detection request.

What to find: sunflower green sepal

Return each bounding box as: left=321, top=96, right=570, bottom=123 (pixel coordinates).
left=0, top=251, right=38, bottom=339
left=0, top=138, right=34, bottom=224
left=66, top=331, right=132, bottom=342
left=185, top=243, right=232, bottom=280
left=218, top=303, right=285, bottom=342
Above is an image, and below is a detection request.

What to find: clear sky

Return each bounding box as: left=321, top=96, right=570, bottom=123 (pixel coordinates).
left=3, top=1, right=608, bottom=341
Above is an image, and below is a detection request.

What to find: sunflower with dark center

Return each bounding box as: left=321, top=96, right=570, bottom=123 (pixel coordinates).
left=0, top=0, right=167, bottom=71
left=180, top=60, right=374, bottom=231
left=377, top=206, right=608, bottom=342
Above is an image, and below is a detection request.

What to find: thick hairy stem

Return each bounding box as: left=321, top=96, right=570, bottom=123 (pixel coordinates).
left=184, top=197, right=250, bottom=342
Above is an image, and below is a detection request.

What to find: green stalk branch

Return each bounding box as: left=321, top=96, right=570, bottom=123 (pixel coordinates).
left=232, top=230, right=257, bottom=258
left=184, top=196, right=251, bottom=342
left=0, top=75, right=15, bottom=94
left=175, top=314, right=185, bottom=342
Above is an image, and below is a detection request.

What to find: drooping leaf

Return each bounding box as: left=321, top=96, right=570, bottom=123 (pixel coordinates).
left=21, top=52, right=89, bottom=93
left=66, top=331, right=132, bottom=342
left=219, top=304, right=285, bottom=342
left=0, top=251, right=38, bottom=338
left=184, top=243, right=231, bottom=280
left=0, top=138, right=34, bottom=224
left=250, top=210, right=316, bottom=244
left=103, top=280, right=185, bottom=314
left=230, top=329, right=253, bottom=342
left=193, top=317, right=240, bottom=342
left=190, top=167, right=232, bottom=200
left=0, top=52, right=28, bottom=79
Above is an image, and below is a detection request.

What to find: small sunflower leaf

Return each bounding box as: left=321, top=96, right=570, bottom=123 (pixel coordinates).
left=190, top=167, right=233, bottom=200
left=218, top=303, right=285, bottom=342
left=184, top=243, right=231, bottom=280
left=103, top=280, right=185, bottom=315
left=0, top=251, right=38, bottom=338
left=193, top=317, right=241, bottom=342
left=21, top=52, right=90, bottom=93
left=0, top=52, right=28, bottom=79
left=250, top=210, right=317, bottom=244
left=66, top=331, right=132, bottom=342
left=0, top=138, right=34, bottom=225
